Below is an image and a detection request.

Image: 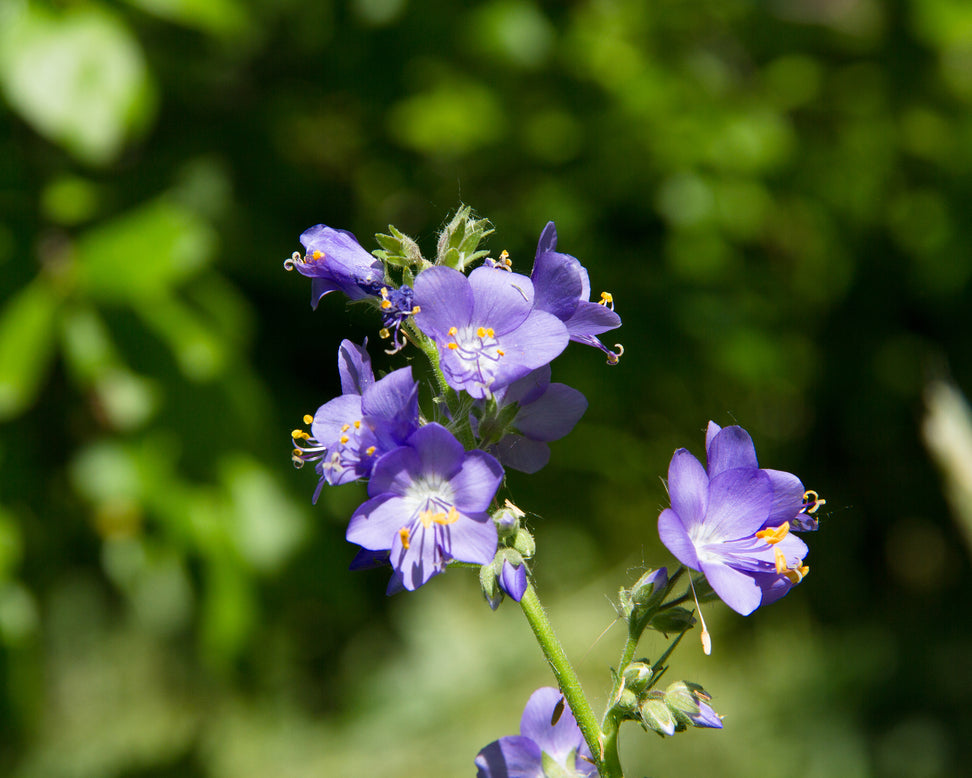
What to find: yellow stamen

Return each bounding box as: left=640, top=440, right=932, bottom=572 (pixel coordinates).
left=412, top=305, right=421, bottom=314
left=756, top=521, right=790, bottom=545
left=436, top=506, right=460, bottom=525
left=353, top=420, right=361, bottom=429
left=599, top=291, right=614, bottom=307
left=303, top=414, right=314, bottom=425
left=399, top=527, right=410, bottom=550
left=486, top=327, right=495, bottom=338
left=448, top=326, right=458, bottom=336
left=448, top=342, right=458, bottom=350
left=365, top=446, right=376, bottom=456
left=291, top=429, right=308, bottom=440
left=312, top=250, right=324, bottom=260
left=497, top=349, right=505, bottom=356
left=477, top=326, right=486, bottom=338
left=804, top=490, right=826, bottom=514
left=381, top=299, right=392, bottom=310
left=379, top=327, right=391, bottom=339
left=339, top=435, right=349, bottom=444
left=499, top=249, right=509, bottom=261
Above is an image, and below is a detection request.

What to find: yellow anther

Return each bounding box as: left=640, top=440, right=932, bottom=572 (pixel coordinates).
left=353, top=420, right=361, bottom=429
left=312, top=250, right=324, bottom=261
left=804, top=490, right=826, bottom=514
left=399, top=527, right=411, bottom=550
left=599, top=291, right=614, bottom=308
left=412, top=305, right=421, bottom=314
left=477, top=326, right=486, bottom=338
left=292, top=448, right=302, bottom=458
left=366, top=446, right=376, bottom=456
left=497, top=349, right=505, bottom=356
left=499, top=250, right=510, bottom=260
left=341, top=424, right=350, bottom=432
left=486, top=327, right=495, bottom=338
left=606, top=343, right=624, bottom=365
left=435, top=506, right=460, bottom=525
left=756, top=522, right=790, bottom=545
left=381, top=299, right=392, bottom=310
left=339, top=435, right=349, bottom=444
left=379, top=327, right=391, bottom=339
left=291, top=429, right=306, bottom=440
left=774, top=548, right=809, bottom=583
left=448, top=326, right=458, bottom=336
left=303, top=414, right=314, bottom=425
left=448, top=342, right=458, bottom=350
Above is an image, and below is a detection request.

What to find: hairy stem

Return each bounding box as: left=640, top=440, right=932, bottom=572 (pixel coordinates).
left=518, top=583, right=616, bottom=777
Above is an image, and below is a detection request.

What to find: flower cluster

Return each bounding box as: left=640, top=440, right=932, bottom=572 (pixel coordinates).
left=285, top=207, right=825, bottom=778
left=288, top=210, right=621, bottom=592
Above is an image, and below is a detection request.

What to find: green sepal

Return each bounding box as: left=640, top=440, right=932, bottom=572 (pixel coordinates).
left=373, top=225, right=425, bottom=270
left=639, top=696, right=676, bottom=737
left=541, top=749, right=579, bottom=778
left=648, top=607, right=696, bottom=635
left=480, top=556, right=503, bottom=609
left=512, top=527, right=535, bottom=559
left=436, top=205, right=493, bottom=271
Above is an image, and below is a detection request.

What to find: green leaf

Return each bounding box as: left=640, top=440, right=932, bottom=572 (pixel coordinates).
left=0, top=3, right=156, bottom=166
left=75, top=198, right=216, bottom=303
left=120, top=0, right=251, bottom=40
left=0, top=277, right=59, bottom=420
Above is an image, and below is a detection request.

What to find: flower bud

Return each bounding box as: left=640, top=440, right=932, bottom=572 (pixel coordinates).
left=640, top=696, right=676, bottom=737
left=373, top=225, right=425, bottom=269
left=512, top=527, right=535, bottom=558
left=614, top=687, right=640, bottom=717
left=436, top=205, right=493, bottom=271
left=492, top=503, right=522, bottom=540
left=664, top=681, right=723, bottom=730
left=622, top=661, right=653, bottom=695
left=648, top=607, right=696, bottom=634
left=480, top=558, right=503, bottom=610
left=630, top=567, right=668, bottom=607
left=499, top=558, right=528, bottom=602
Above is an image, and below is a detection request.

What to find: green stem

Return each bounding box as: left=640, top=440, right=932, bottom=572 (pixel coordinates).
left=599, top=628, right=639, bottom=777
left=518, top=583, right=615, bottom=777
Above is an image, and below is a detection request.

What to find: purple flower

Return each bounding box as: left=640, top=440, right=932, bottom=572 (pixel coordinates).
left=476, top=687, right=599, bottom=778
left=530, top=222, right=622, bottom=364
left=374, top=284, right=421, bottom=354
left=412, top=266, right=570, bottom=399
left=292, top=340, right=419, bottom=500
left=346, top=423, right=504, bottom=591
left=663, top=681, right=724, bottom=731
left=499, top=559, right=528, bottom=602
left=482, top=366, right=588, bottom=474
left=285, top=225, right=384, bottom=308
left=657, top=423, right=813, bottom=615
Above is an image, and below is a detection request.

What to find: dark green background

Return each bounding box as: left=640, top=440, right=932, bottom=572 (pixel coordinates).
left=1, top=0, right=971, bottom=775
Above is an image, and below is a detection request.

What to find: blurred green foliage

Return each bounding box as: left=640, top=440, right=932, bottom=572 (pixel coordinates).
left=1, top=0, right=971, bottom=775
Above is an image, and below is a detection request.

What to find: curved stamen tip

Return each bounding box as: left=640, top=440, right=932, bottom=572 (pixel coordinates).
left=599, top=291, right=615, bottom=310
left=303, top=414, right=314, bottom=425
left=606, top=343, right=624, bottom=365
left=283, top=251, right=303, bottom=271
left=803, top=490, right=826, bottom=514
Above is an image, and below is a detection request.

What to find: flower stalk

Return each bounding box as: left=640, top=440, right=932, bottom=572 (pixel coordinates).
left=517, top=582, right=612, bottom=776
